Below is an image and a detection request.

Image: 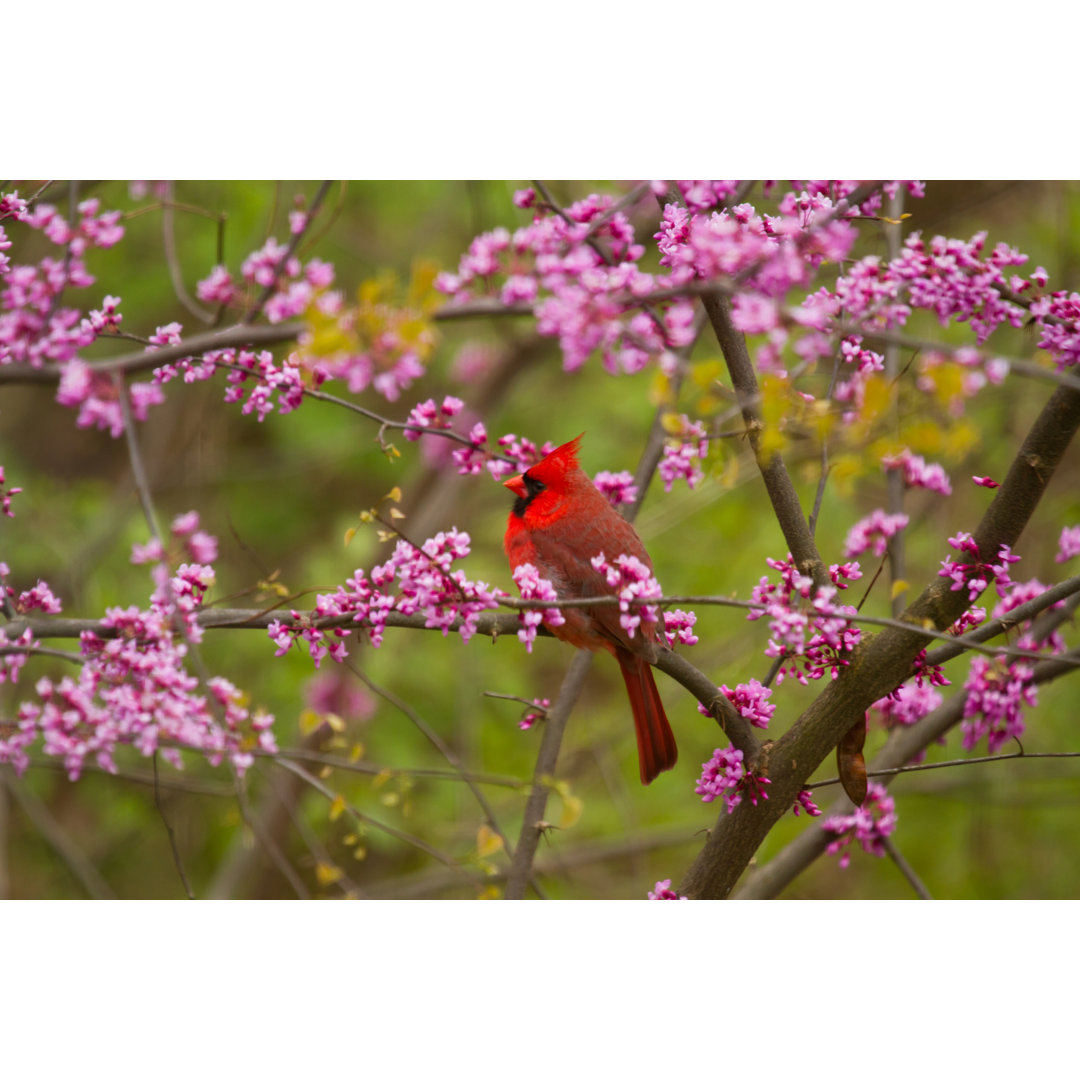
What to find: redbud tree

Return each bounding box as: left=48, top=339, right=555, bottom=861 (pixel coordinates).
left=1, top=180, right=1078, bottom=899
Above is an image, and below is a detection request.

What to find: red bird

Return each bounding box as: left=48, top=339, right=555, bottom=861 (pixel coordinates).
left=503, top=434, right=677, bottom=784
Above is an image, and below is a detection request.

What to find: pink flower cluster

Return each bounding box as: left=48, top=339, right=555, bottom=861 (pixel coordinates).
left=821, top=781, right=897, bottom=869
left=882, top=449, right=952, bottom=495
left=792, top=789, right=822, bottom=817
left=693, top=675, right=774, bottom=726
left=268, top=528, right=501, bottom=666
left=510, top=563, right=566, bottom=653
left=844, top=510, right=909, bottom=559
left=592, top=469, right=638, bottom=508
left=719, top=678, right=776, bottom=728
left=960, top=657, right=1036, bottom=754
left=57, top=359, right=165, bottom=437
left=659, top=416, right=709, bottom=493
left=748, top=555, right=862, bottom=684
left=588, top=552, right=663, bottom=639
left=695, top=746, right=770, bottom=813
left=0, top=515, right=276, bottom=780
left=449, top=423, right=551, bottom=481
left=1, top=192, right=125, bottom=370
left=0, top=563, right=63, bottom=685
left=871, top=682, right=944, bottom=730
left=662, top=609, right=698, bottom=648
left=153, top=347, right=305, bottom=423
left=437, top=192, right=696, bottom=375
left=209, top=238, right=335, bottom=324
left=0, top=625, right=35, bottom=685
left=808, top=230, right=1028, bottom=345
left=518, top=697, right=549, bottom=731
left=1056, top=525, right=1080, bottom=563
left=955, top=577, right=1066, bottom=754
left=0, top=465, right=23, bottom=516
left=403, top=394, right=465, bottom=441
left=938, top=533, right=1020, bottom=602
left=647, top=878, right=688, bottom=900
left=1031, top=288, right=1080, bottom=371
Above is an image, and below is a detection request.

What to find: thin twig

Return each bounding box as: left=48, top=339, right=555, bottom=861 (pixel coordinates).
left=162, top=181, right=213, bottom=324
left=882, top=834, right=933, bottom=899
left=273, top=757, right=471, bottom=875
left=243, top=180, right=333, bottom=324
left=153, top=752, right=195, bottom=899
left=808, top=748, right=1080, bottom=790
left=231, top=771, right=311, bottom=898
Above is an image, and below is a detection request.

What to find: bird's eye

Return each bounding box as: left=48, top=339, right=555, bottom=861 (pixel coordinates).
left=524, top=474, right=546, bottom=496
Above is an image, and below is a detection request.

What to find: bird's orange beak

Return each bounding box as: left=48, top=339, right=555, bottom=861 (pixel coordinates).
left=504, top=473, right=526, bottom=497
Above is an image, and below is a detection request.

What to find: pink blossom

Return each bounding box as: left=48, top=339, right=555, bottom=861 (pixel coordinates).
left=972, top=475, right=999, bottom=488
left=588, top=552, right=662, bottom=638
left=0, top=466, right=23, bottom=517
left=844, top=510, right=909, bottom=558
left=882, top=449, right=952, bottom=495
left=0, top=627, right=35, bottom=688
left=658, top=416, right=708, bottom=492
left=15, top=581, right=62, bottom=615
left=518, top=697, right=549, bottom=731
left=695, top=746, right=770, bottom=812
left=748, top=554, right=861, bottom=685
left=822, top=782, right=897, bottom=868
left=1056, top=525, right=1080, bottom=563
left=270, top=529, right=501, bottom=665
left=3, top=529, right=274, bottom=781
left=196, top=266, right=237, bottom=306
left=592, top=469, right=638, bottom=508
left=793, top=789, right=822, bottom=817
left=148, top=322, right=183, bottom=347
left=939, top=534, right=1019, bottom=601
left=961, top=657, right=1036, bottom=754
left=662, top=609, right=698, bottom=648
left=718, top=678, right=775, bottom=729
left=511, top=563, right=566, bottom=652
left=647, top=879, right=688, bottom=900
left=872, top=682, right=943, bottom=729
left=404, top=394, right=466, bottom=442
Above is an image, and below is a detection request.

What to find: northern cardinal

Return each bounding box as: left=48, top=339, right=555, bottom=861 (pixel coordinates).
left=503, top=434, right=677, bottom=784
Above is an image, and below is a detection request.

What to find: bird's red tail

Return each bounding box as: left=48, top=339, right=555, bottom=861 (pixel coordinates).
left=616, top=649, right=677, bottom=785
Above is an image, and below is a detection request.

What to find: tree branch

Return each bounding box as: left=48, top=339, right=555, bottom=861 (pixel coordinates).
left=504, top=650, right=593, bottom=900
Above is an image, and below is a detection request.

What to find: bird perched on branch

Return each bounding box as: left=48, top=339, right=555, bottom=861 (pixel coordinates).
left=503, top=434, right=677, bottom=784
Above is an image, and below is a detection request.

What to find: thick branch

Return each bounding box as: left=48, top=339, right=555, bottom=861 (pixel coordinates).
left=699, top=288, right=829, bottom=590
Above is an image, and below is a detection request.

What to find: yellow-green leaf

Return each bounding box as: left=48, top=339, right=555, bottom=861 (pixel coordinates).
left=316, top=862, right=344, bottom=886
left=477, top=824, right=504, bottom=858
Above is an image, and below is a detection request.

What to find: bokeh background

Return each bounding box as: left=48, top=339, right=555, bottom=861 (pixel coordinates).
left=2, top=180, right=1078, bottom=899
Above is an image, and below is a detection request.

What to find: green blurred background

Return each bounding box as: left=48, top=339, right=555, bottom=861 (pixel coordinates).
left=1, top=180, right=1077, bottom=899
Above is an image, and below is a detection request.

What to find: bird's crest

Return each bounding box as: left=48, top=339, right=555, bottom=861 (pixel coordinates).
left=536, top=433, right=584, bottom=476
